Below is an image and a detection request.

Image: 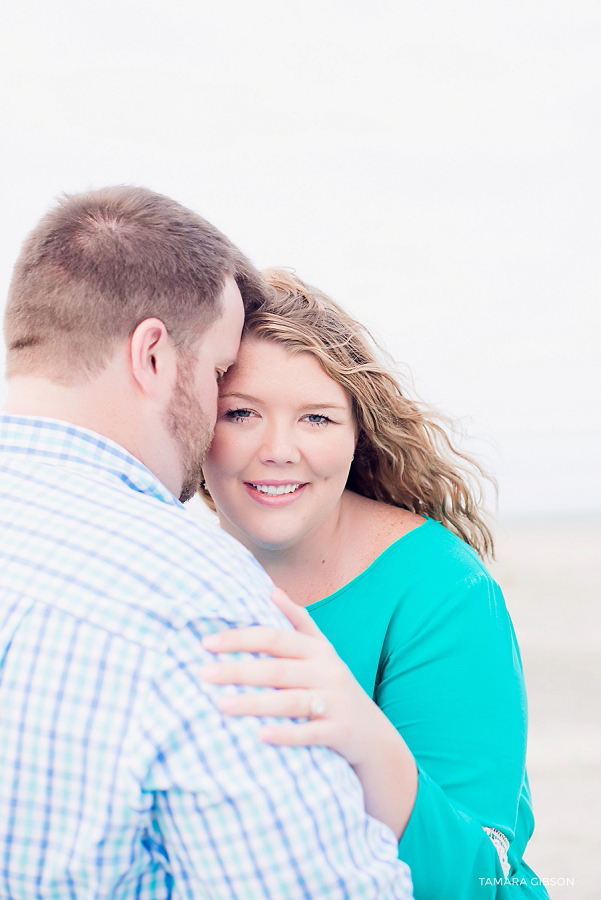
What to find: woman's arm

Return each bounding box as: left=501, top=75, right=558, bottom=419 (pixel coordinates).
left=376, top=572, right=547, bottom=899
left=200, top=587, right=418, bottom=838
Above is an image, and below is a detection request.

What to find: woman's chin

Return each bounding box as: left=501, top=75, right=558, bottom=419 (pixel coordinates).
left=242, top=528, right=305, bottom=553
left=215, top=508, right=303, bottom=553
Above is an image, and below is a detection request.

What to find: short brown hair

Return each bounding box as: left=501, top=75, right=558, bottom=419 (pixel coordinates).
left=4, top=185, right=267, bottom=383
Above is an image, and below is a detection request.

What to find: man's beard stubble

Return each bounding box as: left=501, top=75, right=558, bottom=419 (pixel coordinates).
left=165, top=361, right=213, bottom=504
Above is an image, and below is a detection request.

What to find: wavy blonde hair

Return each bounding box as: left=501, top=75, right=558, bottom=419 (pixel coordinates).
left=200, top=268, right=495, bottom=557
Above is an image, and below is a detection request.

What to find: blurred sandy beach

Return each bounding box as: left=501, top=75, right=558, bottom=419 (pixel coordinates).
left=490, top=517, right=601, bottom=899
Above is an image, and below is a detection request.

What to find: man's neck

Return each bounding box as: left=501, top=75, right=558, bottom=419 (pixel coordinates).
left=4, top=364, right=183, bottom=506
left=2, top=370, right=182, bottom=500
left=3, top=373, right=132, bottom=444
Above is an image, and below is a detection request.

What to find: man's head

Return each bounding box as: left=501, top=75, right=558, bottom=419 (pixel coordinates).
left=3, top=186, right=265, bottom=500
left=5, top=185, right=264, bottom=383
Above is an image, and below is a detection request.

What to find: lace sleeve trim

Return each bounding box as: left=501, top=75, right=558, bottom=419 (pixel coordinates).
left=483, top=826, right=510, bottom=877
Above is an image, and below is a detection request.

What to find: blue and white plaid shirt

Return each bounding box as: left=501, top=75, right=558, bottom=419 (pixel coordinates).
left=0, top=415, right=413, bottom=899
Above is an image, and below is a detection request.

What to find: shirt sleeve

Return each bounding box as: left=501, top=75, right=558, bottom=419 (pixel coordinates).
left=128, top=617, right=414, bottom=900
left=375, top=574, right=549, bottom=900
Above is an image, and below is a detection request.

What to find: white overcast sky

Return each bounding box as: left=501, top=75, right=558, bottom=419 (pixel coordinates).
left=1, top=0, right=599, bottom=517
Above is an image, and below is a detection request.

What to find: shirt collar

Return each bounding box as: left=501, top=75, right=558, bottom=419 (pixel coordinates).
left=0, top=414, right=182, bottom=507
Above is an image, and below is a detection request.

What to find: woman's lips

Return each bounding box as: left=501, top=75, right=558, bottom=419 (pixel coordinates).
left=243, top=481, right=308, bottom=507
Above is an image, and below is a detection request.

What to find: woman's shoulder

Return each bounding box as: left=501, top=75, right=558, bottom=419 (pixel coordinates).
left=368, top=518, right=507, bottom=649
left=346, top=492, right=492, bottom=584
left=343, top=491, right=425, bottom=564
left=387, top=519, right=493, bottom=588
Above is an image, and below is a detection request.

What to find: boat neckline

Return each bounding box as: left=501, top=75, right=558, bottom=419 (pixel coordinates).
left=307, top=517, right=437, bottom=612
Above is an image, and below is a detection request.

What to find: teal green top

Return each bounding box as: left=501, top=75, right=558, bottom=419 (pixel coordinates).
left=307, top=519, right=548, bottom=900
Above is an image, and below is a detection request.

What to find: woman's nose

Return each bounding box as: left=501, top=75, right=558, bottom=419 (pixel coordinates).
left=258, top=425, right=301, bottom=466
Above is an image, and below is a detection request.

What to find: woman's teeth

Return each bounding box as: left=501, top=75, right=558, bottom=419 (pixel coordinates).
left=250, top=483, right=301, bottom=495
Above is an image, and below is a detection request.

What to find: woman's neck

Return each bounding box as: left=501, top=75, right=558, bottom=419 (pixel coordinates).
left=226, top=492, right=356, bottom=607
left=258, top=524, right=346, bottom=607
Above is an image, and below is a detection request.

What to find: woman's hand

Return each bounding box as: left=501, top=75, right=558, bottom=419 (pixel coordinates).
left=200, top=587, right=377, bottom=767
left=200, top=586, right=418, bottom=837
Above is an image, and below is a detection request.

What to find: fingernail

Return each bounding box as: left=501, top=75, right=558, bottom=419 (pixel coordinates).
left=199, top=664, right=221, bottom=680
left=218, top=696, right=237, bottom=712
left=202, top=634, right=222, bottom=650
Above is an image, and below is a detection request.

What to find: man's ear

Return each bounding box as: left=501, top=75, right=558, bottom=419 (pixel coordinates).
left=129, top=318, right=177, bottom=401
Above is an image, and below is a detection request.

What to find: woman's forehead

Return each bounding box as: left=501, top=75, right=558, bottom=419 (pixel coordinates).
left=223, top=338, right=352, bottom=406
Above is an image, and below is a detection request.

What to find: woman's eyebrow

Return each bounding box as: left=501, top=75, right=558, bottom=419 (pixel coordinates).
left=219, top=392, right=261, bottom=404
left=299, top=403, right=347, bottom=411
left=220, top=392, right=346, bottom=411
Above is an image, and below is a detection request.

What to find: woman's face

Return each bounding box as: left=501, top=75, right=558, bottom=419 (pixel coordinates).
left=203, top=337, right=357, bottom=551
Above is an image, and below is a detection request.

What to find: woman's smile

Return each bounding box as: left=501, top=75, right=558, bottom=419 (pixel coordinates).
left=244, top=480, right=309, bottom=506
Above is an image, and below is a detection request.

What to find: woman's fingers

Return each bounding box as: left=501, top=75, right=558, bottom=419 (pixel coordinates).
left=218, top=688, right=318, bottom=719
left=269, top=587, right=324, bottom=637
left=200, top=656, right=319, bottom=689
left=259, top=721, right=331, bottom=747
left=200, top=589, right=330, bottom=665
left=217, top=685, right=333, bottom=748
left=202, top=624, right=315, bottom=658
left=198, top=587, right=372, bottom=762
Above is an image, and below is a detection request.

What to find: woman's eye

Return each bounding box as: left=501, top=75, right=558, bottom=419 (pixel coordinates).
left=225, top=408, right=254, bottom=423
left=303, top=414, right=331, bottom=426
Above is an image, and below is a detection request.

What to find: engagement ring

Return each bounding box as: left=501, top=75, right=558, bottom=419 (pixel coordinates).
left=309, top=694, right=326, bottom=718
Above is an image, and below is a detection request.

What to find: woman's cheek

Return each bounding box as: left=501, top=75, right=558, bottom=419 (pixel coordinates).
left=209, top=426, right=255, bottom=477
left=312, top=435, right=355, bottom=477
